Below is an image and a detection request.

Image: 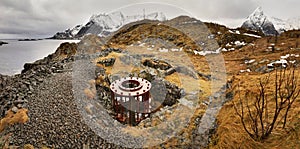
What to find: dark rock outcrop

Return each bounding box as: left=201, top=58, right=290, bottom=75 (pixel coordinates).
left=0, top=41, right=8, bottom=46
left=142, top=58, right=172, bottom=70
left=51, top=25, right=82, bottom=39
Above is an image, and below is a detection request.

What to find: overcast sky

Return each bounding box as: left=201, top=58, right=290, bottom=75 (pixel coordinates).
left=0, top=0, right=299, bottom=39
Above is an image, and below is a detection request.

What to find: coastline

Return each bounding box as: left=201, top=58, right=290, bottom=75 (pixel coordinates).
left=0, top=39, right=80, bottom=76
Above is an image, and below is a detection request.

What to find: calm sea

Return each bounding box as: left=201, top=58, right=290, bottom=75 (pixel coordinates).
left=0, top=39, right=80, bottom=75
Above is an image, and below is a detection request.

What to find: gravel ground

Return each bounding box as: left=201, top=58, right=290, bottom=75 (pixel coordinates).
left=4, top=69, right=124, bottom=148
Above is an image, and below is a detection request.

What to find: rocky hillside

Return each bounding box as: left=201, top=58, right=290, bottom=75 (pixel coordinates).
left=108, top=16, right=264, bottom=55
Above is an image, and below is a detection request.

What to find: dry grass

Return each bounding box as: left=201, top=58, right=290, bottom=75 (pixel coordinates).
left=165, top=72, right=182, bottom=88
left=210, top=69, right=300, bottom=149
left=0, top=108, right=29, bottom=132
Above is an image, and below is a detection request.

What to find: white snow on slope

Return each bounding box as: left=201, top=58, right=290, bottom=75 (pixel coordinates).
left=243, top=33, right=261, bottom=38
left=69, top=25, right=83, bottom=36
left=242, top=7, right=300, bottom=34
left=270, top=17, right=300, bottom=33
left=90, top=11, right=166, bottom=33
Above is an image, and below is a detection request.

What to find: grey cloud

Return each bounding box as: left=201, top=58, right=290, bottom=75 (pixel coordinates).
left=186, top=0, right=257, bottom=19
left=0, top=0, right=299, bottom=38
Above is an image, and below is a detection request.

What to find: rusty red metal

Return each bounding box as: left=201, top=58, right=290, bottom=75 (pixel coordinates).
left=110, top=77, right=152, bottom=126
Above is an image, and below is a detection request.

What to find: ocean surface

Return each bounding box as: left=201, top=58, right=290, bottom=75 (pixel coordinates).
left=0, top=39, right=80, bottom=75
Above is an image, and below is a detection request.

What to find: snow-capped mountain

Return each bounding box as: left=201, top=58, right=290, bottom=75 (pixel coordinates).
left=52, top=25, right=83, bottom=39
left=69, top=25, right=83, bottom=36
left=242, top=7, right=300, bottom=35
left=52, top=11, right=166, bottom=39
left=78, top=11, right=166, bottom=37
left=269, top=17, right=300, bottom=34
left=286, top=17, right=300, bottom=29
left=268, top=17, right=286, bottom=33
left=241, top=7, right=278, bottom=35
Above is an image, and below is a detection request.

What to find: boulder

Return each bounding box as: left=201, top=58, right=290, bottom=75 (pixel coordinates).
left=142, top=58, right=172, bottom=70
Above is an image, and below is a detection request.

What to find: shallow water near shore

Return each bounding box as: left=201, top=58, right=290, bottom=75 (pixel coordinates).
left=0, top=39, right=79, bottom=75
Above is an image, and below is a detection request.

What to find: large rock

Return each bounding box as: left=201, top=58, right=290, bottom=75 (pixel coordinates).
left=142, top=58, right=172, bottom=70
left=0, top=74, right=10, bottom=90
left=51, top=42, right=77, bottom=61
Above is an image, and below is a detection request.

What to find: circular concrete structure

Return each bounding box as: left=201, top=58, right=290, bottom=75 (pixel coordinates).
left=110, top=77, right=152, bottom=126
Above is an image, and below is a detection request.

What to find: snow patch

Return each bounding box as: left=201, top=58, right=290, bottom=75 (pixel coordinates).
left=240, top=69, right=251, bottom=73
left=221, top=48, right=228, bottom=52
left=182, top=20, right=198, bottom=24
left=229, top=30, right=240, bottom=34
left=245, top=59, right=256, bottom=64
left=194, top=48, right=221, bottom=56
left=243, top=33, right=261, bottom=38
left=159, top=48, right=169, bottom=52
left=234, top=41, right=246, bottom=46
left=226, top=43, right=232, bottom=47
left=139, top=43, right=146, bottom=47
left=267, top=59, right=288, bottom=68
left=280, top=54, right=290, bottom=59
left=170, top=48, right=182, bottom=52
left=267, top=53, right=299, bottom=68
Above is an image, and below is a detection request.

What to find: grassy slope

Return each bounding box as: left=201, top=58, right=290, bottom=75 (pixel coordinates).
left=209, top=31, right=300, bottom=148
left=210, top=70, right=300, bottom=149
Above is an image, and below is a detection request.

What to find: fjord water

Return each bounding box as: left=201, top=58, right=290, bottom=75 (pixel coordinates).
left=0, top=39, right=79, bottom=75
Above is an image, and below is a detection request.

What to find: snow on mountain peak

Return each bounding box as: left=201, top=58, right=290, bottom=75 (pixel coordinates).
left=242, top=7, right=278, bottom=35
left=286, top=17, right=300, bottom=30
left=242, top=6, right=300, bottom=35
left=251, top=6, right=263, bottom=17
left=52, top=11, right=167, bottom=39
left=89, top=11, right=125, bottom=30
left=88, top=11, right=166, bottom=34
left=248, top=7, right=268, bottom=27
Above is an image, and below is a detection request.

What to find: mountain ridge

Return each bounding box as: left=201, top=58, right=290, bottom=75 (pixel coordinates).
left=51, top=8, right=300, bottom=39
left=51, top=11, right=166, bottom=39
left=241, top=7, right=278, bottom=35
left=241, top=7, right=300, bottom=35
